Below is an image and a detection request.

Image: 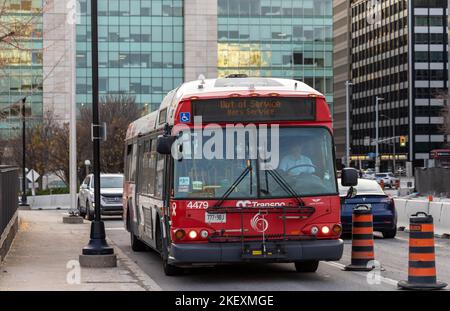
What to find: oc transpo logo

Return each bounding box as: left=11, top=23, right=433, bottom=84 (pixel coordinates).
left=250, top=212, right=269, bottom=233
left=236, top=200, right=285, bottom=208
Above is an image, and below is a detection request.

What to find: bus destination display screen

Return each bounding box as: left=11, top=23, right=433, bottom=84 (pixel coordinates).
left=191, top=97, right=316, bottom=123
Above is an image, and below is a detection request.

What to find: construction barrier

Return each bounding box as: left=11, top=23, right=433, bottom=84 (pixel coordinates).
left=345, top=205, right=375, bottom=272
left=398, top=213, right=447, bottom=290
left=394, top=198, right=450, bottom=236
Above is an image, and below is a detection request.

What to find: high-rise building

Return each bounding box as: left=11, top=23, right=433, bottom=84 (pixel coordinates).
left=333, top=0, right=352, bottom=165
left=76, top=0, right=334, bottom=112
left=0, top=0, right=77, bottom=138
left=334, top=0, right=449, bottom=171
left=217, top=0, right=334, bottom=107
left=1, top=0, right=334, bottom=137
left=0, top=0, right=43, bottom=138
left=76, top=0, right=185, bottom=112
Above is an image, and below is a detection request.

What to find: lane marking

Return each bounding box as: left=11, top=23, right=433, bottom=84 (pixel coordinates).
left=323, top=261, right=399, bottom=287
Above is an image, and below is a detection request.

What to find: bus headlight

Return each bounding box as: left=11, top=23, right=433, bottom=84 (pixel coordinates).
left=188, top=230, right=198, bottom=239
left=321, top=226, right=330, bottom=234
left=311, top=226, right=319, bottom=235
left=200, top=230, right=209, bottom=239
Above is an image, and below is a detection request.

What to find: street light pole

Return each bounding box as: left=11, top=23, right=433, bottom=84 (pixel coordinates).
left=82, top=0, right=114, bottom=257
left=392, top=122, right=396, bottom=173
left=345, top=81, right=353, bottom=168
left=381, top=114, right=396, bottom=173
left=69, top=2, right=77, bottom=216
left=375, top=97, right=384, bottom=173
left=19, top=97, right=29, bottom=207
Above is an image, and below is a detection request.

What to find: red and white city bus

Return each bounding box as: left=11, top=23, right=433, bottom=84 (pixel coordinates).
left=124, top=77, right=357, bottom=275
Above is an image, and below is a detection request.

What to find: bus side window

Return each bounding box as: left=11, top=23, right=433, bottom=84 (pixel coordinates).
left=125, top=144, right=132, bottom=181
left=137, top=141, right=145, bottom=193
left=138, top=139, right=153, bottom=195
left=155, top=153, right=165, bottom=198
left=126, top=143, right=137, bottom=182
left=148, top=139, right=157, bottom=196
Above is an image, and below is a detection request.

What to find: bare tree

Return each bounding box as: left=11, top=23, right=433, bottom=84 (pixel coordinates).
left=51, top=122, right=70, bottom=185
left=6, top=112, right=61, bottom=184
left=77, top=95, right=143, bottom=176
left=0, top=1, right=50, bottom=70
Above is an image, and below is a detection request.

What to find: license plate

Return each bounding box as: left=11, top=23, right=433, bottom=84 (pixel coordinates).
left=205, top=213, right=226, bottom=224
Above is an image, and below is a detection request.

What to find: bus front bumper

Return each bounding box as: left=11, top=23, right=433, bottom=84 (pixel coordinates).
left=168, top=239, right=343, bottom=265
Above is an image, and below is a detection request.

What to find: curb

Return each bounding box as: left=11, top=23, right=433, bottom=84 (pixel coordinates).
left=108, top=239, right=162, bottom=291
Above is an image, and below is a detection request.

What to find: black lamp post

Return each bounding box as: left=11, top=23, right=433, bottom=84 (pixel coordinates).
left=82, top=0, right=113, bottom=256
left=19, top=97, right=29, bottom=207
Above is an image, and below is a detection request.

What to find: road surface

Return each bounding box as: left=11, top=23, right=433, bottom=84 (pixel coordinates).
left=102, top=217, right=450, bottom=291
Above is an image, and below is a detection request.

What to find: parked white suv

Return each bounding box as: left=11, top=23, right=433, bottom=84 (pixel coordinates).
left=375, top=172, right=399, bottom=189
left=77, top=173, right=124, bottom=220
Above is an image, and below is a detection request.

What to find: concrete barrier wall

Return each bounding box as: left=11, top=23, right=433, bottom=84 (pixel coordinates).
left=395, top=198, right=450, bottom=236
left=27, top=194, right=70, bottom=210
left=415, top=168, right=450, bottom=197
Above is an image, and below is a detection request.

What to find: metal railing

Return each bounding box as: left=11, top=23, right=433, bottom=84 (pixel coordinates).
left=0, top=166, right=19, bottom=236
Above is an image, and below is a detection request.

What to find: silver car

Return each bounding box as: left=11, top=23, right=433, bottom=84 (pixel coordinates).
left=375, top=172, right=399, bottom=189
left=77, top=173, right=124, bottom=220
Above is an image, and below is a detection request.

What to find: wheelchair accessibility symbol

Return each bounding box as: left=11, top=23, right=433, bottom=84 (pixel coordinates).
left=180, top=112, right=191, bottom=123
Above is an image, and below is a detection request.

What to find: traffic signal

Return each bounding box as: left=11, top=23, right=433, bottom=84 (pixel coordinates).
left=400, top=136, right=406, bottom=147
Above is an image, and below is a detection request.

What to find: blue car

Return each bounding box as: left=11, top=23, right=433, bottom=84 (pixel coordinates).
left=338, top=179, right=397, bottom=239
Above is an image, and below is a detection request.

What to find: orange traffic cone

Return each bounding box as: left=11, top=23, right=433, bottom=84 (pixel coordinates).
left=345, top=205, right=375, bottom=271
left=398, top=213, right=447, bottom=290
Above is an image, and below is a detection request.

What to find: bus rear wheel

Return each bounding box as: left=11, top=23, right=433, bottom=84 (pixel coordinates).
left=294, top=261, right=319, bottom=273
left=130, top=231, right=148, bottom=252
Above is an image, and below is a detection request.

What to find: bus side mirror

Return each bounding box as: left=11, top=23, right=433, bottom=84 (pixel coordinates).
left=157, top=135, right=177, bottom=155
left=341, top=168, right=358, bottom=187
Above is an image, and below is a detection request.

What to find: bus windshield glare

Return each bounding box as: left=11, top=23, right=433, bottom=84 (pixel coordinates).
left=173, top=127, right=337, bottom=199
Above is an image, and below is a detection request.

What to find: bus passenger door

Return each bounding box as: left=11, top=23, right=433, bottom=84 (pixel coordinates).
left=154, top=153, right=166, bottom=240
left=137, top=139, right=159, bottom=247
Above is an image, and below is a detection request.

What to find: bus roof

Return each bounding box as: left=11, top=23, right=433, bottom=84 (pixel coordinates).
left=172, top=77, right=322, bottom=101
left=126, top=77, right=325, bottom=141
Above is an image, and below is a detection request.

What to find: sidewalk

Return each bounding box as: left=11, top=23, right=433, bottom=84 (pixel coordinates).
left=0, top=210, right=161, bottom=291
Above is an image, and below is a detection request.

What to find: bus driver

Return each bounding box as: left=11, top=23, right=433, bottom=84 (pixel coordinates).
left=279, top=142, right=315, bottom=176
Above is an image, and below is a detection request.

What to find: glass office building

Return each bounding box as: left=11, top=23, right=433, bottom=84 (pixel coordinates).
left=0, top=0, right=43, bottom=138
left=76, top=0, right=184, bottom=111
left=347, top=0, right=448, bottom=170
left=76, top=0, right=334, bottom=114
left=217, top=0, right=334, bottom=108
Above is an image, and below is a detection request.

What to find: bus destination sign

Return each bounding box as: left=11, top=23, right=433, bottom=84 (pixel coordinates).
left=191, top=97, right=316, bottom=123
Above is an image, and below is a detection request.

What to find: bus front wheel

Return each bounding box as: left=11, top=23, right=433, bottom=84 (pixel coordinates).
left=157, top=222, right=183, bottom=276
left=163, top=259, right=183, bottom=276
left=294, top=261, right=319, bottom=273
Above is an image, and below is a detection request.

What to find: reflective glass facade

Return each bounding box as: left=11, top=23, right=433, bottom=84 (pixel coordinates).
left=217, top=0, right=333, bottom=107
left=0, top=0, right=43, bottom=138
left=76, top=0, right=184, bottom=112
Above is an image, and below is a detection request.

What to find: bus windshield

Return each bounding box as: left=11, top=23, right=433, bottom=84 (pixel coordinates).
left=173, top=127, right=337, bottom=199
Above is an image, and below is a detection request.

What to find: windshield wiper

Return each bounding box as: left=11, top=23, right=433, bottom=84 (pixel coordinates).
left=214, top=160, right=253, bottom=208
left=262, top=168, right=305, bottom=207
